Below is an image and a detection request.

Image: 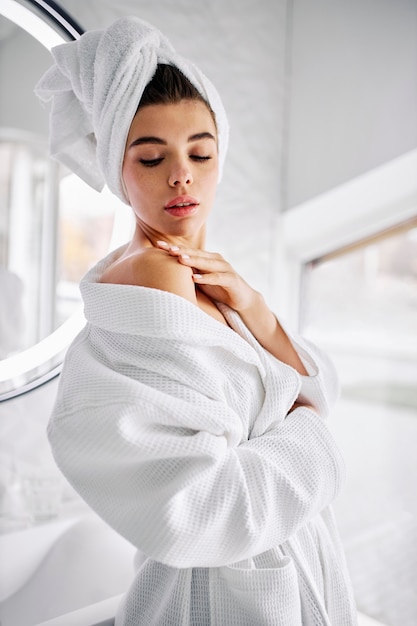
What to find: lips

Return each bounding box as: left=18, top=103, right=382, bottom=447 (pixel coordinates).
left=165, top=195, right=199, bottom=217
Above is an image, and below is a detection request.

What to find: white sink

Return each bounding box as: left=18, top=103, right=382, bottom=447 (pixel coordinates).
left=0, top=511, right=136, bottom=626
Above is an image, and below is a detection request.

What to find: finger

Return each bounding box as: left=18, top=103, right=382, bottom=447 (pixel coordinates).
left=156, top=241, right=223, bottom=261
left=155, top=241, right=192, bottom=259
left=156, top=241, right=182, bottom=255
left=155, top=240, right=172, bottom=251
left=192, top=271, right=233, bottom=285
left=155, top=241, right=228, bottom=272
left=156, top=241, right=187, bottom=257
left=178, top=253, right=229, bottom=274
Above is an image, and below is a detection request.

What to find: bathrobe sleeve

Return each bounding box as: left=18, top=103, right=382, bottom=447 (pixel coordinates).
left=48, top=330, right=345, bottom=569
left=285, top=331, right=341, bottom=418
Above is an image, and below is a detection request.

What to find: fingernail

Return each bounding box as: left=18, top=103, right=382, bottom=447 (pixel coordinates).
left=169, top=245, right=180, bottom=252
left=180, top=254, right=190, bottom=260
left=156, top=240, right=168, bottom=247
left=193, top=273, right=202, bottom=280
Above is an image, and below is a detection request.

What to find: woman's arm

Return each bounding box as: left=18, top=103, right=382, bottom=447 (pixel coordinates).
left=156, top=241, right=308, bottom=374
left=143, top=243, right=338, bottom=416
left=155, top=242, right=340, bottom=417
left=50, top=395, right=344, bottom=569
left=236, top=291, right=309, bottom=374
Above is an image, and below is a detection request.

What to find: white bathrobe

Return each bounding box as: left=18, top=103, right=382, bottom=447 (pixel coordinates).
left=48, top=246, right=357, bottom=625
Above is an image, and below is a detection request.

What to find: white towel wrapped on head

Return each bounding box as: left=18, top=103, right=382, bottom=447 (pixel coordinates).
left=34, top=16, right=229, bottom=204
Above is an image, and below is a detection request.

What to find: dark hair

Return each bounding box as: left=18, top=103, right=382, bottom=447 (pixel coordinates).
left=138, top=64, right=216, bottom=128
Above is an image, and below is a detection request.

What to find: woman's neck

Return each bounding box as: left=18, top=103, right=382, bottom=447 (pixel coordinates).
left=129, top=223, right=206, bottom=252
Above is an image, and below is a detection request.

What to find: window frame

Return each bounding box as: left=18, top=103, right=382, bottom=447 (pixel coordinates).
left=271, top=149, right=417, bottom=327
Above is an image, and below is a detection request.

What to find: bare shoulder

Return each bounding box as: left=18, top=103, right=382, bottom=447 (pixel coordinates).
left=100, top=247, right=196, bottom=303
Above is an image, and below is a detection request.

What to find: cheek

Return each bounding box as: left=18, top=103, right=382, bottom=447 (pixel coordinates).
left=122, top=166, right=152, bottom=202
left=205, top=168, right=219, bottom=196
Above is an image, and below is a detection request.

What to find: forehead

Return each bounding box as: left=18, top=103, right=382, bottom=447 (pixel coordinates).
left=127, top=100, right=217, bottom=142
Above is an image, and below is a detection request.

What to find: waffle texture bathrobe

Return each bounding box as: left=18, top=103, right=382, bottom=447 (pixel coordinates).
left=48, top=246, right=357, bottom=626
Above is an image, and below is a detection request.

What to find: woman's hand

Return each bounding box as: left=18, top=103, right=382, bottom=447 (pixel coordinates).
left=156, top=240, right=259, bottom=313
left=155, top=240, right=308, bottom=375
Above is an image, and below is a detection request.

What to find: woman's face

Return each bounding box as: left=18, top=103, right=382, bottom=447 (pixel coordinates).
left=122, top=99, right=219, bottom=244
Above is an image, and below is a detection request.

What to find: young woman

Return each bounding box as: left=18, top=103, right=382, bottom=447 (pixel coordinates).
left=36, top=16, right=357, bottom=626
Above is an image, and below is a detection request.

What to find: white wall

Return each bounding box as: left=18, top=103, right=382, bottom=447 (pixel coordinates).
left=286, top=0, right=417, bottom=208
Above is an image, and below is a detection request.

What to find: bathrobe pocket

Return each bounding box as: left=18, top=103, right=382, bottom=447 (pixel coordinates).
left=210, top=554, right=302, bottom=625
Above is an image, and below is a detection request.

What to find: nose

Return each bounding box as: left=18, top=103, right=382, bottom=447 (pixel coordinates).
left=168, top=160, right=193, bottom=187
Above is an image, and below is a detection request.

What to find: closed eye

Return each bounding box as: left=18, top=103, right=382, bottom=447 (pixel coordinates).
left=139, top=158, right=163, bottom=167
left=139, top=155, right=212, bottom=167
left=190, top=156, right=212, bottom=162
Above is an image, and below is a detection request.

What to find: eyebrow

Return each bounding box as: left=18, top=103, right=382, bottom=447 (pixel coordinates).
left=128, top=131, right=216, bottom=150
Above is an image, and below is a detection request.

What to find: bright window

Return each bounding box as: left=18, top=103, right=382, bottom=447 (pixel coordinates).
left=301, top=224, right=417, bottom=626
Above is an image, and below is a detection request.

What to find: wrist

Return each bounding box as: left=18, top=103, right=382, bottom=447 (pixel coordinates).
left=238, top=291, right=277, bottom=333
left=237, top=288, right=262, bottom=315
